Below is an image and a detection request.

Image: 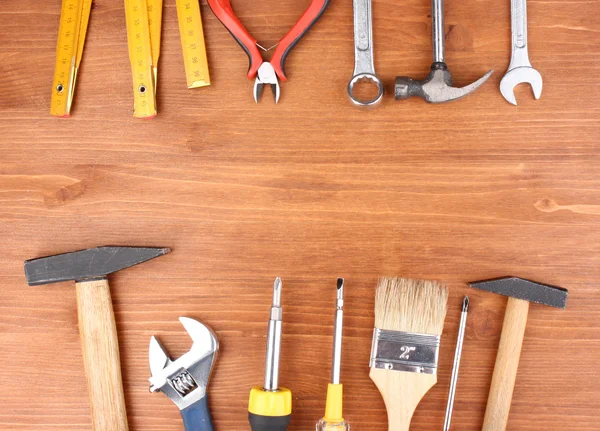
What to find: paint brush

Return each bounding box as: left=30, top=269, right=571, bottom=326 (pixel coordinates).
left=370, top=277, right=448, bottom=431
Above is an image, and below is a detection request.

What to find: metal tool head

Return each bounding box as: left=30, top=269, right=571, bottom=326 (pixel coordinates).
left=469, top=276, right=567, bottom=309
left=254, top=62, right=280, bottom=103
left=395, top=63, right=493, bottom=103
left=149, top=317, right=219, bottom=410
left=24, top=246, right=171, bottom=286
left=499, top=66, right=543, bottom=105
left=347, top=73, right=385, bottom=107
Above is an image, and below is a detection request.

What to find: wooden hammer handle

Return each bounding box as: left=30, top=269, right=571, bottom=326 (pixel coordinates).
left=482, top=297, right=530, bottom=431
left=76, top=279, right=129, bottom=431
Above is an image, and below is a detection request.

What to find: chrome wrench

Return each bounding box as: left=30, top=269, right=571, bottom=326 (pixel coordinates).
left=499, top=0, right=542, bottom=105
left=347, top=0, right=384, bottom=106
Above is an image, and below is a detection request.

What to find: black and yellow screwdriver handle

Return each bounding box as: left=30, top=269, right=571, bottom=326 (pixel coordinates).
left=248, top=387, right=292, bottom=431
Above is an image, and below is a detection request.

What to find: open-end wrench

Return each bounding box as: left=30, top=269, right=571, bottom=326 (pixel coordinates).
left=499, top=0, right=542, bottom=105
left=347, top=0, right=384, bottom=106
left=149, top=317, right=219, bottom=431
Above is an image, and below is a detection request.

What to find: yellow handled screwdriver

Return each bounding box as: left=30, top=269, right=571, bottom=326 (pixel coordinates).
left=248, top=277, right=292, bottom=431
left=316, top=278, right=350, bottom=431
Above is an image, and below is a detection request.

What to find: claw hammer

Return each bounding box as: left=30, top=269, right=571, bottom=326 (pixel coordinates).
left=25, top=246, right=170, bottom=431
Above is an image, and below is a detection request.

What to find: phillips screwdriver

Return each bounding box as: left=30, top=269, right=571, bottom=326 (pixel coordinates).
left=443, top=296, right=469, bottom=431
left=316, top=278, right=350, bottom=431
left=248, top=277, right=292, bottom=431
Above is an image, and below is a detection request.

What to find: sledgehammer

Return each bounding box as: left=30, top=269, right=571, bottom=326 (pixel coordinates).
left=25, top=246, right=170, bottom=431
left=469, top=276, right=568, bottom=431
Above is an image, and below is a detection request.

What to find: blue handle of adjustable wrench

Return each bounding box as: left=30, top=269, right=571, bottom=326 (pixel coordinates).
left=181, top=396, right=214, bottom=431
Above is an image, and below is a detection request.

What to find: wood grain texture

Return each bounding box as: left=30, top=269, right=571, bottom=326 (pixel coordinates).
left=482, top=297, right=529, bottom=431
left=0, top=0, right=599, bottom=430
left=76, top=279, right=129, bottom=431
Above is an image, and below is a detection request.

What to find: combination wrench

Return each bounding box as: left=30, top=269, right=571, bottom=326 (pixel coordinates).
left=347, top=0, right=384, bottom=106
left=499, top=0, right=542, bottom=105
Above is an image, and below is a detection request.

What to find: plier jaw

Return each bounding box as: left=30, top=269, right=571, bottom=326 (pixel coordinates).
left=253, top=63, right=281, bottom=103
left=207, top=0, right=331, bottom=103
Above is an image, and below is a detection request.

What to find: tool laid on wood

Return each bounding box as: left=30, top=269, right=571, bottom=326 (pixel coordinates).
left=316, top=278, right=350, bottom=431
left=499, top=0, right=542, bottom=105
left=469, top=277, right=568, bottom=431
left=176, top=0, right=211, bottom=88
left=24, top=246, right=170, bottom=431
left=248, top=277, right=292, bottom=431
left=207, top=0, right=331, bottom=103
left=443, top=296, right=469, bottom=431
left=124, top=0, right=162, bottom=118
left=395, top=0, right=493, bottom=103
left=148, top=0, right=163, bottom=90
left=347, top=0, right=384, bottom=106
left=370, top=277, right=448, bottom=431
left=50, top=0, right=93, bottom=117
left=150, top=317, right=219, bottom=431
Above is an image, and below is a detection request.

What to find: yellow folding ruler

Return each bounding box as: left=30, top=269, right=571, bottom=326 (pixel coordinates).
left=124, top=0, right=161, bottom=118
left=176, top=0, right=210, bottom=88
left=50, top=0, right=92, bottom=117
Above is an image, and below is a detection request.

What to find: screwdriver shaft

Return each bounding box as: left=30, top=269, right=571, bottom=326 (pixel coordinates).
left=264, top=277, right=283, bottom=391
left=331, top=278, right=344, bottom=384
left=443, top=296, right=469, bottom=431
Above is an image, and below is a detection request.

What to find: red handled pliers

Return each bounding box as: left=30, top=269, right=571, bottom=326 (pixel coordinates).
left=207, top=0, right=331, bottom=103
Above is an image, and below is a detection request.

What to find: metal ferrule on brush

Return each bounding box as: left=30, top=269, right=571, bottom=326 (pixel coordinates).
left=370, top=328, right=441, bottom=374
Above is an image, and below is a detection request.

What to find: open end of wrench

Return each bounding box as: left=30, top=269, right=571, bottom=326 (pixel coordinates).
left=500, top=66, right=542, bottom=105
left=347, top=73, right=384, bottom=107
left=180, top=317, right=219, bottom=357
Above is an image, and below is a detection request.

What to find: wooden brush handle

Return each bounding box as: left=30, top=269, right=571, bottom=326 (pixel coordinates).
left=482, top=297, right=530, bottom=431
left=370, top=368, right=437, bottom=431
left=76, top=279, right=129, bottom=431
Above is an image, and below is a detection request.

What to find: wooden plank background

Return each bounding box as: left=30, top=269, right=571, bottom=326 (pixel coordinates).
left=1, top=0, right=599, bottom=429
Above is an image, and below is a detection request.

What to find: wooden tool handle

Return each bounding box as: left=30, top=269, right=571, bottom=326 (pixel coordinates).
left=482, top=297, right=530, bottom=431
left=76, top=279, right=129, bottom=431
left=370, top=368, right=437, bottom=431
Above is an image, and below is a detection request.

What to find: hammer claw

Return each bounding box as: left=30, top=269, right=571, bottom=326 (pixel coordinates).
left=395, top=63, right=493, bottom=104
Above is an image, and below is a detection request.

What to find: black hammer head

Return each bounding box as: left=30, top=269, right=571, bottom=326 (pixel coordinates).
left=469, top=276, right=568, bottom=309
left=25, top=246, right=171, bottom=286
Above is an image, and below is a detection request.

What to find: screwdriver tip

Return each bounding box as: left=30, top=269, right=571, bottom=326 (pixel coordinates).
left=272, top=277, right=282, bottom=306
left=336, top=278, right=344, bottom=299
left=462, top=296, right=469, bottom=312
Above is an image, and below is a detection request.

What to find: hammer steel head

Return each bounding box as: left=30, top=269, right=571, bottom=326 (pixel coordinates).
left=499, top=66, right=543, bottom=105
left=395, top=62, right=493, bottom=103
left=469, top=276, right=568, bottom=309
left=24, top=246, right=171, bottom=286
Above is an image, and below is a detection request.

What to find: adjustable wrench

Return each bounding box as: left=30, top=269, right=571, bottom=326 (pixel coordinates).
left=499, top=0, right=542, bottom=105
left=347, top=0, right=384, bottom=106
left=149, top=317, right=219, bottom=431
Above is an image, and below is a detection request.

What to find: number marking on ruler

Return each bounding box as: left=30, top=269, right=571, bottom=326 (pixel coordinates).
left=50, top=0, right=86, bottom=117
left=147, top=0, right=163, bottom=90
left=71, top=0, right=92, bottom=103
left=124, top=0, right=156, bottom=118
left=176, top=0, right=210, bottom=89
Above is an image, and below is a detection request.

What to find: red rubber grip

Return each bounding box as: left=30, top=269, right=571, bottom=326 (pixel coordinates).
left=271, top=0, right=331, bottom=81
left=206, top=0, right=263, bottom=79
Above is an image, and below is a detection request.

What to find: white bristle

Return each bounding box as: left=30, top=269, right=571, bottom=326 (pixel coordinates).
left=374, top=277, right=448, bottom=335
